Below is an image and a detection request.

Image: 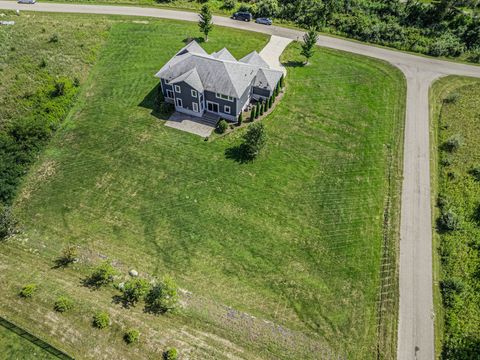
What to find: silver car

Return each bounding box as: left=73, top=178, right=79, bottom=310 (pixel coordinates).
left=18, top=0, right=36, bottom=4
left=255, top=18, right=273, bottom=25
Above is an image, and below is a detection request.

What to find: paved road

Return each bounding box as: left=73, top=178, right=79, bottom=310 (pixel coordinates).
left=1, top=1, right=480, bottom=358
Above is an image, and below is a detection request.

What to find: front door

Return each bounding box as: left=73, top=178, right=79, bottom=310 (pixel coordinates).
left=207, top=102, right=219, bottom=113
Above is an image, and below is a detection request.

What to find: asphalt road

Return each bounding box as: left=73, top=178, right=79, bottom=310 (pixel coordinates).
left=1, top=1, right=480, bottom=359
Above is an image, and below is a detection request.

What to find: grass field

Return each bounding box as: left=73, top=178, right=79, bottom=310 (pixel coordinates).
left=0, top=325, right=57, bottom=360
left=0, top=12, right=405, bottom=359
left=430, top=76, right=480, bottom=359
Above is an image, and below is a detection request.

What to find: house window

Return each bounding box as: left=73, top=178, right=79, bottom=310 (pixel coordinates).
left=192, top=102, right=198, bottom=112
left=191, top=90, right=197, bottom=98
left=166, top=90, right=174, bottom=98
left=176, top=98, right=183, bottom=107
left=224, top=105, right=231, bottom=114
left=174, top=85, right=181, bottom=93
left=216, top=93, right=233, bottom=102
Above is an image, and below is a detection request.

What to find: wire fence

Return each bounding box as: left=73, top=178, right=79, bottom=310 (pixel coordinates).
left=0, top=316, right=73, bottom=360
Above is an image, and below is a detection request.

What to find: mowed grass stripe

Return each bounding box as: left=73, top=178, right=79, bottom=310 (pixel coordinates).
left=12, top=20, right=405, bottom=357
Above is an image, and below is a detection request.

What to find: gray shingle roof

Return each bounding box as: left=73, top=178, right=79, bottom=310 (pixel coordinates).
left=155, top=41, right=282, bottom=98
left=239, top=51, right=269, bottom=68
left=170, top=68, right=204, bottom=92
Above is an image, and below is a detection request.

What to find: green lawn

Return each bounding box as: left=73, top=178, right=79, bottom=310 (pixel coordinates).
left=0, top=12, right=405, bottom=359
left=430, top=76, right=480, bottom=359
left=0, top=325, right=56, bottom=360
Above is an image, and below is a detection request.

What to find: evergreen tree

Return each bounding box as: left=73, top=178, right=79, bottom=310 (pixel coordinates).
left=301, top=28, right=318, bottom=65
left=279, top=74, right=284, bottom=88
left=198, top=5, right=213, bottom=42
left=268, top=96, right=273, bottom=108
left=255, top=103, right=260, bottom=119
left=250, top=107, right=256, bottom=121
left=259, top=101, right=264, bottom=116
left=238, top=112, right=243, bottom=125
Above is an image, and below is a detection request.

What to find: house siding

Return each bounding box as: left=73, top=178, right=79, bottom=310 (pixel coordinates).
left=252, top=86, right=271, bottom=99
left=171, top=81, right=202, bottom=115
left=204, top=90, right=237, bottom=121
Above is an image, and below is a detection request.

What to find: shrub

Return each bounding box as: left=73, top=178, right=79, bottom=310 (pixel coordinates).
left=56, top=245, right=78, bottom=267
left=222, top=0, right=236, bottom=10
left=268, top=96, right=273, bottom=109
left=255, top=103, right=260, bottom=119
left=437, top=210, right=460, bottom=232
left=39, top=59, right=47, bottom=68
left=255, top=0, right=278, bottom=17
left=440, top=278, right=464, bottom=307
left=52, top=80, right=66, bottom=97
left=93, top=311, right=110, bottom=329
left=0, top=205, right=16, bottom=240
left=237, top=113, right=243, bottom=126
left=259, top=101, right=264, bottom=116
left=469, top=166, right=480, bottom=181
left=19, top=284, right=37, bottom=298
left=85, top=261, right=117, bottom=288
left=467, top=46, right=480, bottom=63
left=242, top=123, right=266, bottom=160
left=216, top=119, right=228, bottom=134
left=443, top=92, right=459, bottom=104
left=124, top=329, right=140, bottom=344
left=442, top=135, right=462, bottom=152
left=164, top=348, right=179, bottom=360
left=73, top=77, right=80, bottom=87
left=121, top=278, right=150, bottom=306
left=279, top=74, right=284, bottom=88
left=145, top=276, right=179, bottom=314
left=250, top=106, right=256, bottom=121
left=54, top=296, right=74, bottom=313
left=49, top=34, right=59, bottom=43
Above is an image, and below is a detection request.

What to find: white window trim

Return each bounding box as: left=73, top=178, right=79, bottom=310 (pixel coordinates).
left=192, top=102, right=198, bottom=112
left=191, top=89, right=197, bottom=98
left=174, top=85, right=181, bottom=93
left=224, top=105, right=231, bottom=114
left=166, top=90, right=174, bottom=98
left=215, top=93, right=234, bottom=102
left=176, top=98, right=183, bottom=107
left=206, top=100, right=219, bottom=113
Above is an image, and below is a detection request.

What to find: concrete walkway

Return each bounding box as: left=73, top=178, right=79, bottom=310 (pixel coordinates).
left=165, top=112, right=215, bottom=137
left=2, top=2, right=480, bottom=358
left=259, top=35, right=292, bottom=74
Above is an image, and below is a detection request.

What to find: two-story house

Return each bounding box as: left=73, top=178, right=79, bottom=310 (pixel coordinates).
left=155, top=41, right=283, bottom=122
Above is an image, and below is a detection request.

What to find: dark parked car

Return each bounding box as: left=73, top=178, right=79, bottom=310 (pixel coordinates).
left=232, top=12, right=253, bottom=22
left=255, top=18, right=273, bottom=25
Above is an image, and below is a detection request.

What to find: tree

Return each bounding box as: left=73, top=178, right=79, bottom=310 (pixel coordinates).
left=198, top=5, right=213, bottom=42
left=259, top=101, right=264, bottom=116
left=301, top=28, right=318, bottom=65
left=145, top=276, right=179, bottom=314
left=268, top=96, right=273, bottom=108
left=238, top=112, right=243, bottom=125
left=255, top=0, right=279, bottom=18
left=222, top=0, right=236, bottom=10
left=122, top=278, right=150, bottom=306
left=242, top=123, right=267, bottom=160
left=250, top=107, right=256, bottom=122
left=279, top=74, right=284, bottom=88
left=56, top=245, right=78, bottom=267
left=85, top=262, right=117, bottom=288
left=255, top=102, right=260, bottom=119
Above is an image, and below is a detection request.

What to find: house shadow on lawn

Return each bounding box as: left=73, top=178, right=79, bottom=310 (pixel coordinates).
left=182, top=36, right=205, bottom=44
left=138, top=83, right=173, bottom=121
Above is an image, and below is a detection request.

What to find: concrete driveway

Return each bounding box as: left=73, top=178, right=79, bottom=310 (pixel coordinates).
left=259, top=35, right=292, bottom=74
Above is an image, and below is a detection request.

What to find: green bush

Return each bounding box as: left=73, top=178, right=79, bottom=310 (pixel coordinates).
left=242, top=123, right=267, bottom=160
left=437, top=210, right=460, bottom=232
left=469, top=166, right=480, bottom=181
left=124, top=329, right=140, bottom=344
left=216, top=119, right=228, bottom=134
left=19, top=284, right=37, bottom=298
left=442, top=135, right=463, bottom=152
left=54, top=296, right=74, bottom=313
left=0, top=205, right=16, bottom=240
left=222, top=0, right=236, bottom=10
left=145, top=276, right=179, bottom=314
left=163, top=347, right=179, bottom=360
left=85, top=262, right=117, bottom=288
left=52, top=80, right=66, bottom=97
left=255, top=0, right=278, bottom=17
left=56, top=245, right=78, bottom=267
left=255, top=103, right=260, bottom=119
left=93, top=311, right=110, bottom=329
left=237, top=113, right=243, bottom=126
left=49, top=34, right=59, bottom=43
left=121, top=278, right=150, bottom=306
left=440, top=278, right=464, bottom=307
left=259, top=101, right=264, bottom=116
left=443, top=92, right=460, bottom=104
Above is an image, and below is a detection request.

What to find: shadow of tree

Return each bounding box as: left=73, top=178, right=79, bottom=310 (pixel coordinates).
left=112, top=294, right=132, bottom=309
left=282, top=60, right=305, bottom=68
left=224, top=144, right=251, bottom=163
left=138, top=83, right=174, bottom=121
